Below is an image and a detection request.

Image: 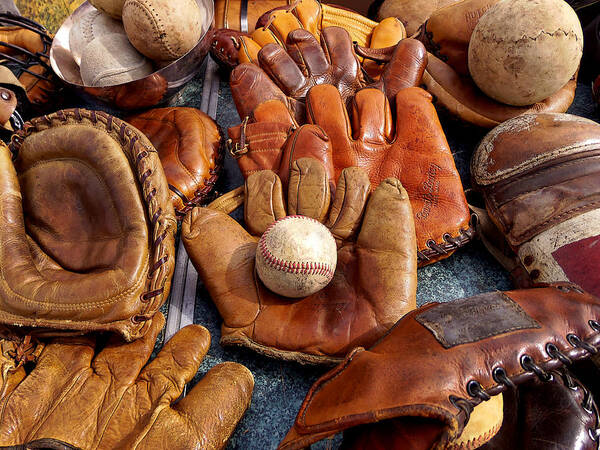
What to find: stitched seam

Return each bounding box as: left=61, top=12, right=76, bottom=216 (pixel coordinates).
left=126, top=1, right=178, bottom=59
left=10, top=109, right=177, bottom=327
left=259, top=216, right=334, bottom=278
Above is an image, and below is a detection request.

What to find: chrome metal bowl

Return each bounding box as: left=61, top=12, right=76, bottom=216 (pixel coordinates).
left=49, top=0, right=214, bottom=110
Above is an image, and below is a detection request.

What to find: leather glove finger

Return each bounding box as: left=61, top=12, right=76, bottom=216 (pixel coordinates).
left=258, top=43, right=310, bottom=98
left=393, top=86, right=471, bottom=258
left=307, top=84, right=352, bottom=145
left=287, top=157, right=330, bottom=221
left=158, top=362, right=254, bottom=449
left=375, top=38, right=428, bottom=106
left=278, top=124, right=335, bottom=190
left=326, top=167, right=371, bottom=242
left=230, top=63, right=306, bottom=124
left=356, top=178, right=417, bottom=323
left=134, top=323, right=210, bottom=408
left=231, top=63, right=290, bottom=121
left=285, top=29, right=330, bottom=80
left=244, top=170, right=286, bottom=236
left=320, top=27, right=364, bottom=102
left=350, top=88, right=393, bottom=144
left=363, top=17, right=406, bottom=79
left=252, top=9, right=304, bottom=48
left=255, top=0, right=323, bottom=39
left=0, top=335, right=97, bottom=438
left=182, top=208, right=259, bottom=329
left=237, top=36, right=263, bottom=65
left=92, top=312, right=164, bottom=389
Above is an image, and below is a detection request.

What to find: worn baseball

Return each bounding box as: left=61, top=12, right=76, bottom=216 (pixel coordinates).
left=122, top=0, right=207, bottom=62
left=69, top=9, right=126, bottom=66
left=468, top=0, right=583, bottom=106
left=255, top=216, right=337, bottom=298
left=89, top=0, right=126, bottom=19
left=80, top=33, right=154, bottom=87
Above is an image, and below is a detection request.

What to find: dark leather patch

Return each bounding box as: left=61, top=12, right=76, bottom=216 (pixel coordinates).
left=553, top=235, right=600, bottom=299
left=416, top=292, right=541, bottom=348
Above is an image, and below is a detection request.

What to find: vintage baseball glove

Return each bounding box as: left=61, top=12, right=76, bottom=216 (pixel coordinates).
left=0, top=313, right=255, bottom=449
left=280, top=283, right=600, bottom=449
left=211, top=0, right=406, bottom=78
left=182, top=158, right=417, bottom=364
left=227, top=31, right=470, bottom=265
left=415, top=0, right=576, bottom=127
left=470, top=113, right=600, bottom=298
left=228, top=30, right=426, bottom=123
left=128, top=107, right=225, bottom=217
left=0, top=12, right=60, bottom=107
left=0, top=109, right=177, bottom=341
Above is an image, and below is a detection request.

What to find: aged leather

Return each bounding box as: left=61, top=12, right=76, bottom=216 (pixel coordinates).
left=211, top=0, right=406, bottom=78
left=127, top=107, right=224, bottom=217
left=416, top=0, right=498, bottom=76
left=0, top=13, right=59, bottom=106
left=0, top=109, right=177, bottom=341
left=215, top=0, right=292, bottom=32
left=371, top=0, right=462, bottom=36
left=279, top=283, right=600, bottom=449
left=479, top=368, right=600, bottom=450
left=182, top=158, right=417, bottom=364
left=228, top=36, right=470, bottom=265
left=0, top=313, right=255, bottom=449
left=471, top=113, right=600, bottom=298
left=423, top=52, right=577, bottom=128
left=228, top=31, right=426, bottom=122
left=411, top=0, right=575, bottom=127
left=301, top=85, right=472, bottom=266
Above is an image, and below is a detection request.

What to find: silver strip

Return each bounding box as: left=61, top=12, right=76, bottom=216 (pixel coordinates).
left=240, top=0, right=249, bottom=32
left=165, top=57, right=221, bottom=341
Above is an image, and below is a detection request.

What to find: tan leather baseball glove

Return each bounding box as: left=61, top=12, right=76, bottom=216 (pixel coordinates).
left=0, top=313, right=254, bottom=449
left=211, top=0, right=406, bottom=78
left=182, top=158, right=417, bottom=364
left=0, top=109, right=176, bottom=341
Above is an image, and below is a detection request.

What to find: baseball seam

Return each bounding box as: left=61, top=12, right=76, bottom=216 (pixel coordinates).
left=259, top=216, right=335, bottom=278
left=126, top=0, right=179, bottom=59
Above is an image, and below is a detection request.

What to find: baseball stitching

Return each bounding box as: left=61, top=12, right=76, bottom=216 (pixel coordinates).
left=259, top=216, right=335, bottom=279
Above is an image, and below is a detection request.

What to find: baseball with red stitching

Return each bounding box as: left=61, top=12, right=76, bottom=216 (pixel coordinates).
left=255, top=216, right=337, bottom=298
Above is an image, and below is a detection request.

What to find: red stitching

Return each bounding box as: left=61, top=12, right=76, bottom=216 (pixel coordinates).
left=259, top=216, right=335, bottom=279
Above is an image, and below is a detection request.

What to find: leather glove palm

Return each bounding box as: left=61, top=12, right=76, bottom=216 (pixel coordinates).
left=0, top=313, right=254, bottom=450
left=182, top=158, right=417, bottom=364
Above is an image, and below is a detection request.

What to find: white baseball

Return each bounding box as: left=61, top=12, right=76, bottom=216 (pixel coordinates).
left=255, top=215, right=337, bottom=298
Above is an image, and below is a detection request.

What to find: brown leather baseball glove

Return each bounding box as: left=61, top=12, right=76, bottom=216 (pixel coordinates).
left=182, top=158, right=417, bottom=364
left=211, top=0, right=406, bottom=78
left=0, top=12, right=60, bottom=107
left=128, top=107, right=225, bottom=217
left=415, top=0, right=576, bottom=127
left=227, top=30, right=470, bottom=265
left=0, top=109, right=177, bottom=341
left=280, top=283, right=600, bottom=449
left=0, top=313, right=255, bottom=449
